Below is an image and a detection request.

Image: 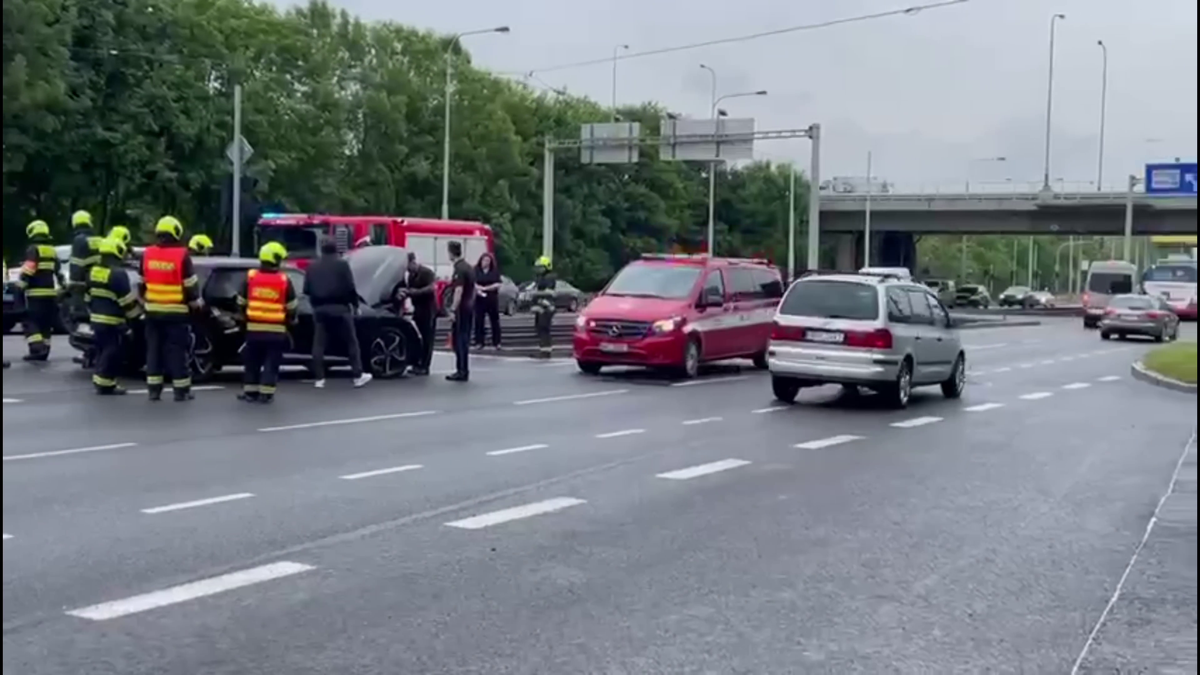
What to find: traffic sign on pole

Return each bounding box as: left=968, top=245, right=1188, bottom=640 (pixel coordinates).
left=579, top=122, right=640, bottom=164
left=1145, top=162, right=1197, bottom=195
left=226, top=135, right=254, bottom=166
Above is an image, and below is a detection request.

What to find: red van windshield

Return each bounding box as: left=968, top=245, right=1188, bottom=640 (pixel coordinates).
left=605, top=263, right=701, bottom=299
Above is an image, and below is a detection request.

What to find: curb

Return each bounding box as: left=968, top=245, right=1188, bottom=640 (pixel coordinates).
left=1131, top=360, right=1198, bottom=394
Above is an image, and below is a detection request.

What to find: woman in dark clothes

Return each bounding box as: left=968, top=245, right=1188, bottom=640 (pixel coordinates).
left=473, top=252, right=503, bottom=348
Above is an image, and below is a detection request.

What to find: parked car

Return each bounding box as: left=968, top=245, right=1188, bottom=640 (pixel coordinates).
left=4, top=245, right=73, bottom=335
left=1082, top=260, right=1137, bottom=328
left=923, top=279, right=957, bottom=308
left=954, top=284, right=992, bottom=308
left=1099, top=293, right=1180, bottom=342
left=1026, top=290, right=1057, bottom=308
left=998, top=285, right=1031, bottom=308
left=69, top=247, right=425, bottom=381
left=498, top=275, right=519, bottom=315
left=767, top=273, right=966, bottom=409
left=518, top=278, right=584, bottom=313
left=573, top=254, right=783, bottom=378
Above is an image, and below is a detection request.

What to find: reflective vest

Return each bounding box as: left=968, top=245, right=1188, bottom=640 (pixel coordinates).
left=88, top=265, right=141, bottom=326
left=142, top=245, right=188, bottom=314
left=20, top=244, right=60, bottom=298
left=245, top=269, right=289, bottom=333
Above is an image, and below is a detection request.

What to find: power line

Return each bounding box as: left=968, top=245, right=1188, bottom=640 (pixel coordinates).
left=515, top=0, right=970, bottom=76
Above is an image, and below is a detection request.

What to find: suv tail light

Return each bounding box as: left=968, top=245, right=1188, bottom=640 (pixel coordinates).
left=1145, top=310, right=1167, bottom=319
left=845, top=328, right=893, bottom=350
left=771, top=322, right=805, bottom=341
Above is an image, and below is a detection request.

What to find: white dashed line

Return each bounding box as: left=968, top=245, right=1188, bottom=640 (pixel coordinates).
left=65, top=561, right=315, bottom=621
left=657, top=459, right=751, bottom=480
left=795, top=435, right=863, bottom=450
left=2, top=398, right=22, bottom=404
left=595, top=428, right=645, bottom=439
left=1062, top=382, right=1092, bottom=390
left=3, top=442, right=138, bottom=462
left=682, top=416, right=723, bottom=426
left=965, top=343, right=1009, bottom=351
left=2, top=533, right=12, bottom=540
left=671, top=376, right=748, bottom=387
left=1018, top=363, right=1035, bottom=369
left=964, top=403, right=1006, bottom=412
left=991, top=367, right=1013, bottom=374
left=1020, top=392, right=1054, bottom=400
left=1098, top=375, right=1122, bottom=382
left=339, top=464, right=423, bottom=480
left=891, top=416, right=944, bottom=429
left=486, top=444, right=549, bottom=457
left=513, top=389, right=628, bottom=406
left=258, top=410, right=439, bottom=433
left=127, top=385, right=225, bottom=395
left=751, top=406, right=788, bottom=414
left=1039, top=360, right=1057, bottom=366
left=444, top=497, right=586, bottom=530
left=141, top=493, right=256, bottom=515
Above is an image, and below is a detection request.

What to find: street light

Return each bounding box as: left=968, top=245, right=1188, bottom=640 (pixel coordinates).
left=700, top=72, right=767, bottom=255
left=1041, top=13, right=1066, bottom=192
left=1096, top=40, right=1108, bottom=191
left=441, top=25, right=510, bottom=220
left=611, top=44, right=630, bottom=122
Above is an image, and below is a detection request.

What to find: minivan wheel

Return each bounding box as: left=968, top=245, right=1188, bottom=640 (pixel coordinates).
left=577, top=360, right=602, bottom=376
left=680, top=338, right=701, bottom=379
left=885, top=359, right=913, bottom=409
left=941, top=354, right=966, bottom=399
left=772, top=376, right=801, bottom=404
left=751, top=351, right=769, bottom=370
left=1100, top=331, right=1112, bottom=341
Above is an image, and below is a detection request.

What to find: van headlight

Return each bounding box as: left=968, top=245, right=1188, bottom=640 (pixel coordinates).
left=651, top=317, right=682, bottom=334
left=575, top=315, right=592, bottom=330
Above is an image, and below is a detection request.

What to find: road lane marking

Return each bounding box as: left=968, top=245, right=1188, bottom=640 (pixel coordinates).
left=991, top=367, right=1013, bottom=374
left=1039, top=359, right=1057, bottom=366
left=657, top=459, right=750, bottom=480
left=1018, top=363, right=1035, bottom=369
left=795, top=435, right=863, bottom=450
left=1062, top=382, right=1092, bottom=390
left=1098, top=375, right=1122, bottom=382
left=965, top=343, right=1009, bottom=351
left=964, top=403, right=1006, bottom=412
left=2, top=533, right=12, bottom=540
left=444, top=497, right=586, bottom=530
left=1020, top=392, right=1054, bottom=400
left=751, top=406, right=788, bottom=414
left=258, top=410, right=439, bottom=433
left=682, top=416, right=723, bottom=426
left=487, top=444, right=549, bottom=457
left=339, top=464, right=424, bottom=480
left=595, top=428, right=645, bottom=439
left=126, top=385, right=225, bottom=395
left=513, top=389, right=628, bottom=406
left=65, top=561, right=316, bottom=621
left=1059, top=355, right=1077, bottom=362
left=141, top=493, right=255, bottom=515
left=2, top=398, right=22, bottom=403
left=3, top=442, right=138, bottom=462
left=891, top=416, right=944, bottom=429
left=670, top=375, right=748, bottom=387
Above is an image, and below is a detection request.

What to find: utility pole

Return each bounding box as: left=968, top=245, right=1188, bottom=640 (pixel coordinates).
left=864, top=151, right=873, bottom=268
left=1041, top=13, right=1066, bottom=192
left=611, top=44, right=629, bottom=122
left=231, top=84, right=243, bottom=257
left=788, top=164, right=796, bottom=283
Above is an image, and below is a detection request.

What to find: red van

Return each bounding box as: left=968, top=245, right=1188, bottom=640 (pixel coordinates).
left=573, top=254, right=784, bottom=378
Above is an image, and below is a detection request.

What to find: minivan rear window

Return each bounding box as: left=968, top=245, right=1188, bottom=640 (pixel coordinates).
left=780, top=280, right=880, bottom=320
left=1088, top=272, right=1134, bottom=294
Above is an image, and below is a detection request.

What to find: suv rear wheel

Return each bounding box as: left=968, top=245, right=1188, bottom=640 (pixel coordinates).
left=941, top=353, right=966, bottom=399
left=772, top=375, right=801, bottom=404
left=882, top=359, right=913, bottom=409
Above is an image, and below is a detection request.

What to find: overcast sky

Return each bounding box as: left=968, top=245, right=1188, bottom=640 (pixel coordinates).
left=280, top=0, right=1198, bottom=192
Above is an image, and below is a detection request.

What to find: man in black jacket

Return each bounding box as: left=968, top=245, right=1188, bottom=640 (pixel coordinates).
left=303, top=238, right=372, bottom=389
left=398, top=252, right=437, bottom=376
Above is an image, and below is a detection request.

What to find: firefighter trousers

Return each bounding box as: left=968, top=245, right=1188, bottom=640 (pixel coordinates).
left=534, top=307, right=555, bottom=356
left=145, top=319, right=192, bottom=395
left=23, top=297, right=58, bottom=359
left=243, top=333, right=285, bottom=398
left=92, top=324, right=124, bottom=392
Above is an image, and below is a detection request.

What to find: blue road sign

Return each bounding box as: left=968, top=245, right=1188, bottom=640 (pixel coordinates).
left=1145, top=162, right=1198, bottom=195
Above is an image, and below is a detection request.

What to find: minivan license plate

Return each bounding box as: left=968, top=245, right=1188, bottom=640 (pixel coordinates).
left=600, top=342, right=629, bottom=353
left=807, top=330, right=844, bottom=344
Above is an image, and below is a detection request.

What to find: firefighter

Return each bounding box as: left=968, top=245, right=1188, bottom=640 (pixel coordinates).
left=236, top=241, right=297, bottom=404
left=141, top=215, right=202, bottom=401
left=530, top=255, right=557, bottom=359
left=67, top=209, right=102, bottom=325
left=15, top=220, right=64, bottom=362
left=88, top=237, right=142, bottom=395
left=189, top=234, right=214, bottom=256
left=3, top=260, right=11, bottom=369
left=108, top=225, right=132, bottom=247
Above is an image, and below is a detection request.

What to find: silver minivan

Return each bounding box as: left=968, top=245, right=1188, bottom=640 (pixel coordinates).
left=767, top=273, right=966, bottom=408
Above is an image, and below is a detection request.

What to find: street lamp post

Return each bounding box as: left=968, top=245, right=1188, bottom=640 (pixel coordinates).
left=701, top=77, right=767, bottom=256
left=864, top=150, right=873, bottom=268
left=1041, top=13, right=1066, bottom=192
left=1096, top=40, right=1108, bottom=191
left=441, top=26, right=510, bottom=220
left=611, top=44, right=629, bottom=122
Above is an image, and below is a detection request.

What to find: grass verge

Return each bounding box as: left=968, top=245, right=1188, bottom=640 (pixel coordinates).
left=1142, top=341, right=1198, bottom=385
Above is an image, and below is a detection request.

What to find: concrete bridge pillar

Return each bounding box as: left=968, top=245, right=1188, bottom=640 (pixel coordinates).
left=878, top=232, right=917, bottom=271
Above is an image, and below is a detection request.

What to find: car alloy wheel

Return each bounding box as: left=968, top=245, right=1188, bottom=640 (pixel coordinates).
left=682, top=339, right=700, bottom=379
left=190, top=329, right=217, bottom=382
left=942, top=354, right=966, bottom=399
left=894, top=361, right=912, bottom=408
left=369, top=327, right=408, bottom=378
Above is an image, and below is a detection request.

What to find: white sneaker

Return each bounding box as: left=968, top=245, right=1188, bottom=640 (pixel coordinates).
left=353, top=373, right=373, bottom=388
left=314, top=379, right=326, bottom=389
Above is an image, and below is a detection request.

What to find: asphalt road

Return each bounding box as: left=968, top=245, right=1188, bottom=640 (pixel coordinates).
left=3, top=319, right=1196, bottom=674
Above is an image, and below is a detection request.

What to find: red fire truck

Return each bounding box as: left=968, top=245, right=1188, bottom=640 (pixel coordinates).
left=256, top=214, right=495, bottom=311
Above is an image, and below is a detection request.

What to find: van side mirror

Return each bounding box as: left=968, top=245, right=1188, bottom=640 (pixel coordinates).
left=700, top=287, right=724, bottom=308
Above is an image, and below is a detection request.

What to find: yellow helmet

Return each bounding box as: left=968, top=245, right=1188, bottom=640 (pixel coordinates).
left=189, top=234, right=214, bottom=254
left=98, top=237, right=128, bottom=260
left=258, top=241, right=288, bottom=265
left=108, top=225, right=132, bottom=245
left=534, top=255, right=552, bottom=270
left=71, top=210, right=93, bottom=228
left=26, top=219, right=51, bottom=238
left=155, top=215, right=184, bottom=240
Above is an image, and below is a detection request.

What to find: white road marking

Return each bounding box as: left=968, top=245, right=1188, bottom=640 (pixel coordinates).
left=513, top=389, right=628, bottom=406
left=965, top=343, right=1009, bottom=351
left=127, top=385, right=225, bottom=395
left=891, top=416, right=944, bottom=429
left=1018, top=363, right=1035, bottom=369
left=3, top=442, right=138, bottom=462
left=487, top=444, right=549, bottom=457
left=1020, top=392, right=1054, bottom=400
left=1039, top=359, right=1057, bottom=366
left=670, top=375, right=749, bottom=387
left=657, top=459, right=751, bottom=480
left=682, top=416, right=723, bottom=426
left=991, top=367, right=1013, bottom=374
left=2, top=533, right=12, bottom=540
left=964, top=403, right=1006, bottom=412
left=751, top=406, right=788, bottom=414
left=1059, top=355, right=1077, bottom=362
left=595, top=428, right=645, bottom=439
left=141, top=493, right=256, bottom=515
left=795, top=435, right=863, bottom=450
left=1062, top=382, right=1092, bottom=390
left=339, top=464, right=423, bottom=480
left=444, top=497, right=586, bottom=530
left=65, top=561, right=316, bottom=621
left=1098, top=375, right=1122, bottom=382
left=2, top=398, right=22, bottom=403
left=258, top=410, right=439, bottom=433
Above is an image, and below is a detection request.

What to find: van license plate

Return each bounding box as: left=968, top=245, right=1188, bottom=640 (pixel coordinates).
left=807, top=330, right=844, bottom=344
left=599, top=342, right=629, bottom=353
